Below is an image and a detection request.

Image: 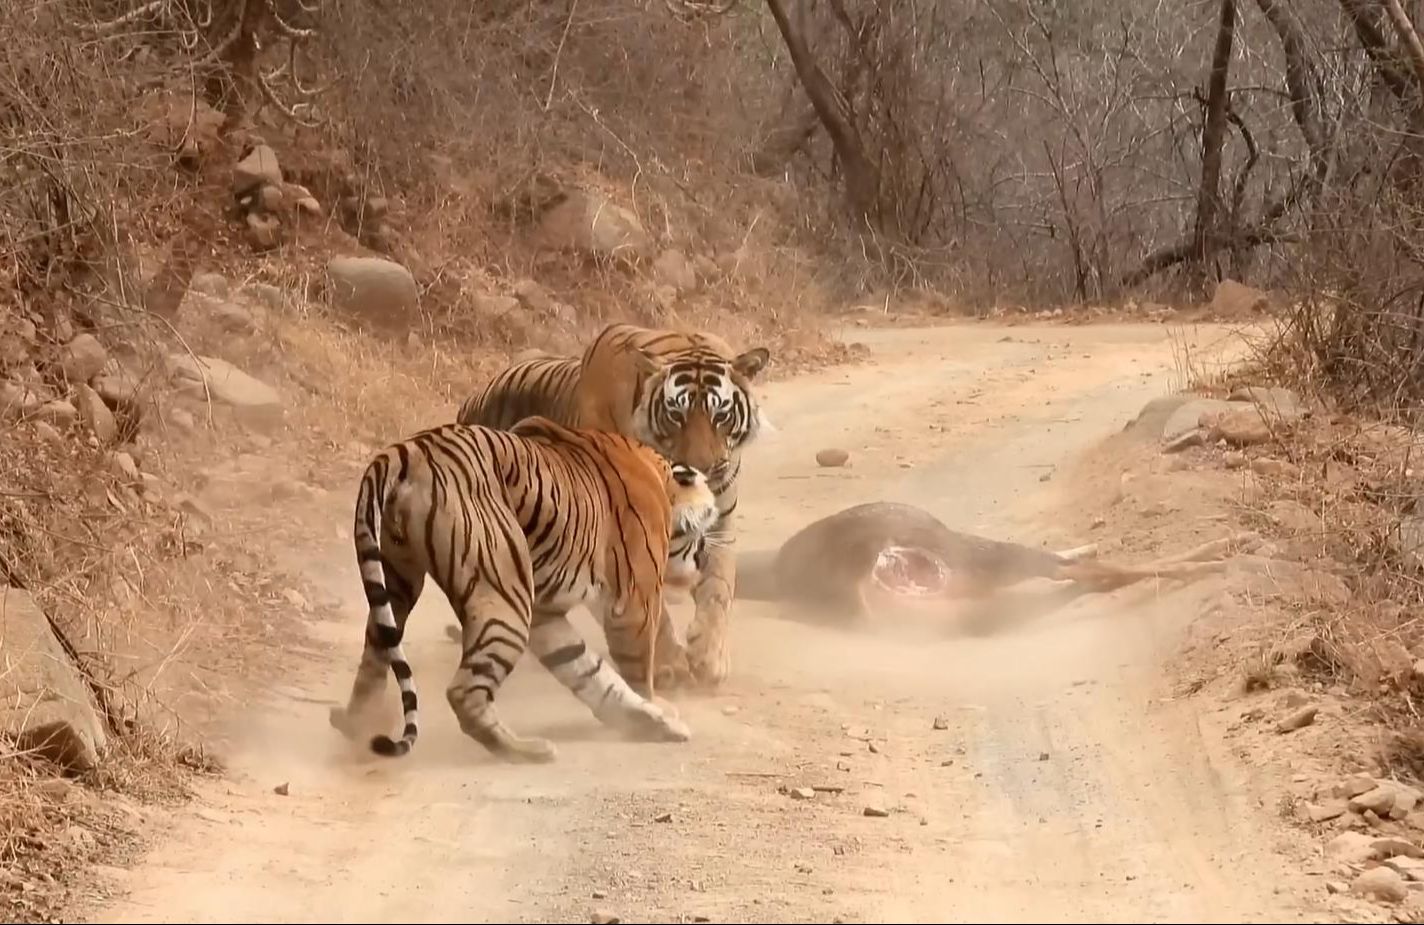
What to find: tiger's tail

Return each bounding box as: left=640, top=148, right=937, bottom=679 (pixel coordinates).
left=352, top=454, right=421, bottom=758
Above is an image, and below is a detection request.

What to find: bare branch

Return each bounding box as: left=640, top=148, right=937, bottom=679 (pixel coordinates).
left=1383, top=0, right=1424, bottom=95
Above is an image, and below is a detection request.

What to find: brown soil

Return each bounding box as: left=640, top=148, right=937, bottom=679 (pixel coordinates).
left=81, top=320, right=1369, bottom=923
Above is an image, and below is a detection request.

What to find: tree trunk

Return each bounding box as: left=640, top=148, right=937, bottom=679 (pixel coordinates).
left=762, top=0, right=881, bottom=234
left=1191, top=0, right=1238, bottom=282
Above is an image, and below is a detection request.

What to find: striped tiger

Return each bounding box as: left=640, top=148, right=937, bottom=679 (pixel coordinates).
left=454, top=322, right=772, bottom=690
left=327, top=415, right=721, bottom=762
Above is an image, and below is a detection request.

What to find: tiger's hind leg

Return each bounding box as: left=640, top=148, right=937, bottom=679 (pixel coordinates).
left=330, top=558, right=425, bottom=742
left=530, top=610, right=690, bottom=743
left=446, top=583, right=557, bottom=763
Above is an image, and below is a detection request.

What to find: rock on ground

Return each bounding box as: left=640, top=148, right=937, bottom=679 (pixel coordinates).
left=1327, top=831, right=1381, bottom=866
left=0, top=380, right=46, bottom=419
left=536, top=191, right=653, bottom=263
left=167, top=354, right=282, bottom=421
left=1160, top=398, right=1237, bottom=442
left=326, top=256, right=418, bottom=326
left=61, top=333, right=108, bottom=385
left=35, top=399, right=78, bottom=427
left=653, top=249, right=697, bottom=291
left=74, top=383, right=116, bottom=443
left=1210, top=278, right=1271, bottom=315
left=1228, top=385, right=1305, bottom=420
left=190, top=272, right=229, bottom=298
left=233, top=144, right=282, bottom=195
left=1353, top=866, right=1408, bottom=903
left=1198, top=405, right=1275, bottom=446
left=0, top=586, right=108, bottom=773
left=816, top=448, right=850, bottom=468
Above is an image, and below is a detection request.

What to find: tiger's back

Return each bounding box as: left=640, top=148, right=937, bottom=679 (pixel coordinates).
left=453, top=322, right=772, bottom=689
left=455, top=355, right=581, bottom=430
left=328, top=415, right=719, bottom=762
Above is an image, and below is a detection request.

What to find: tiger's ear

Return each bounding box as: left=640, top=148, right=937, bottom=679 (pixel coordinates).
left=732, top=347, right=771, bottom=381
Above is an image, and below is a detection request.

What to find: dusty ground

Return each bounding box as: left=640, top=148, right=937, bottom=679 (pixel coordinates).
left=83, top=320, right=1342, bottom=924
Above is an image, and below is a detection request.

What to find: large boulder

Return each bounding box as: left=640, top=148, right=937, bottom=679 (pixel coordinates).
left=326, top=256, right=418, bottom=326
left=0, top=587, right=108, bottom=773
left=536, top=191, right=653, bottom=263
left=167, top=354, right=282, bottom=426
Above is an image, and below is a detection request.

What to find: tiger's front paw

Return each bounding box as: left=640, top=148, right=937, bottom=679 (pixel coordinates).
left=686, top=626, right=730, bottom=689
left=654, top=638, right=694, bottom=693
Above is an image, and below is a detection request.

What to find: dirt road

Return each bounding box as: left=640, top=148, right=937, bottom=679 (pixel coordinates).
left=92, top=321, right=1328, bottom=924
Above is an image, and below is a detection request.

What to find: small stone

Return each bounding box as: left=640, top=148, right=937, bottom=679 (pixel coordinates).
left=867, top=741, right=881, bottom=754
left=257, top=183, right=285, bottom=213
left=1373, top=838, right=1424, bottom=859
left=60, top=333, right=108, bottom=384
left=210, top=301, right=257, bottom=335
left=1275, top=705, right=1318, bottom=733
left=652, top=249, right=697, bottom=291
left=863, top=804, right=890, bottom=818
left=1339, top=775, right=1380, bottom=799
left=1250, top=457, right=1300, bottom=479
left=940, top=759, right=955, bottom=767
left=1038, top=751, right=1050, bottom=761
left=233, top=144, right=282, bottom=194
left=1353, top=866, right=1407, bottom=903
left=108, top=451, right=139, bottom=483
left=591, top=889, right=607, bottom=899
left=93, top=366, right=143, bottom=407
left=721, top=704, right=739, bottom=716
left=74, top=384, right=116, bottom=443
left=35, top=399, right=77, bottom=426
left=1307, top=800, right=1348, bottom=823
left=190, top=272, right=229, bottom=297
left=836, top=760, right=851, bottom=772
left=932, top=716, right=949, bottom=731
left=1384, top=856, right=1424, bottom=881
left=245, top=212, right=280, bottom=249
left=789, top=787, right=815, bottom=800
left=654, top=811, right=673, bottom=823
left=1327, top=831, right=1381, bottom=866
left=1353, top=787, right=1402, bottom=816
left=169, top=407, right=196, bottom=432
left=816, top=447, right=850, bottom=468
left=1326, top=880, right=1349, bottom=894
left=273, top=782, right=289, bottom=796
left=590, top=912, right=620, bottom=925
left=1203, top=406, right=1273, bottom=446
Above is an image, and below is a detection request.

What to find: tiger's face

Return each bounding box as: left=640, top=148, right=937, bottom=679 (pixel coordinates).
left=632, top=346, right=772, bottom=482
left=664, top=462, right=720, bottom=589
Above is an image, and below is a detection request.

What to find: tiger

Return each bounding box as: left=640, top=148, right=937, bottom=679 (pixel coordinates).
left=454, top=322, right=772, bottom=690
left=327, top=414, right=721, bottom=763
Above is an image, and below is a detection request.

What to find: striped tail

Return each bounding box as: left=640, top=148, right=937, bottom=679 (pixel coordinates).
left=353, top=458, right=420, bottom=758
